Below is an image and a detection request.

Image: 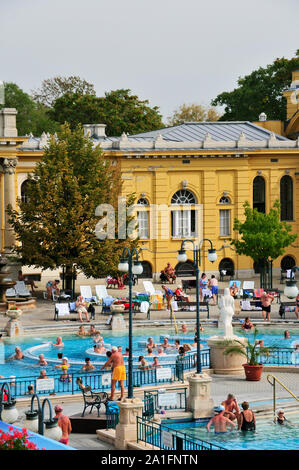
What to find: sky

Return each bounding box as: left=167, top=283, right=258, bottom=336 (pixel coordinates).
left=1, top=0, right=299, bottom=121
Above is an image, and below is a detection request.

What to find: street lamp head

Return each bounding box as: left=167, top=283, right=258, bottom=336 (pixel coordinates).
left=118, top=258, right=129, bottom=272
left=132, top=261, right=143, bottom=275
left=207, top=249, right=217, bottom=263
left=177, top=249, right=188, bottom=263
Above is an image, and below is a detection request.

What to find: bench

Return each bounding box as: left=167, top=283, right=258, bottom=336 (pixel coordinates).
left=175, top=300, right=210, bottom=319
left=182, top=279, right=197, bottom=292
left=81, top=388, right=109, bottom=417
left=279, top=302, right=297, bottom=319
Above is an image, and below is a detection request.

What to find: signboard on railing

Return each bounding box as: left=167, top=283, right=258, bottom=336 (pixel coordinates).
left=156, top=367, right=172, bottom=381
left=162, top=430, right=173, bottom=448
left=158, top=392, right=177, bottom=408
left=36, top=378, right=55, bottom=392
left=101, top=374, right=112, bottom=387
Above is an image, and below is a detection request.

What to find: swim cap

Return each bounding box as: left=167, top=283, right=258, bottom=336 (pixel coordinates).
left=214, top=405, right=225, bottom=413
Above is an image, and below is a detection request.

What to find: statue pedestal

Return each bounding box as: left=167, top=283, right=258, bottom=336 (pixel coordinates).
left=207, top=336, right=247, bottom=375
left=115, top=398, right=144, bottom=450
left=187, top=373, right=214, bottom=419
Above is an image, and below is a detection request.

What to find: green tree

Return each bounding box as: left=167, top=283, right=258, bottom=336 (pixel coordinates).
left=0, top=82, right=59, bottom=135
left=8, top=124, right=136, bottom=292
left=231, top=201, right=297, bottom=288
left=32, top=75, right=96, bottom=107
left=49, top=89, right=164, bottom=136
left=167, top=103, right=221, bottom=126
left=211, top=51, right=299, bottom=121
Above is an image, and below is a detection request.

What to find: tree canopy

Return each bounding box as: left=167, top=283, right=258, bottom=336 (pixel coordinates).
left=167, top=103, right=221, bottom=126
left=49, top=88, right=164, bottom=136
left=32, top=75, right=96, bottom=107
left=8, top=124, right=136, bottom=279
left=0, top=82, right=59, bottom=136
left=231, top=201, right=297, bottom=263
left=211, top=51, right=299, bottom=121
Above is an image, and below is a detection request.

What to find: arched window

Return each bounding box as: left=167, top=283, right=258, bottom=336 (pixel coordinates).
left=219, top=258, right=235, bottom=277
left=280, top=175, right=293, bottom=221
left=175, top=260, right=195, bottom=277
left=171, top=190, right=197, bottom=238
left=281, top=255, right=296, bottom=271
left=139, top=261, right=152, bottom=279
left=219, top=196, right=231, bottom=204
left=253, top=176, right=265, bottom=213
left=21, top=180, right=29, bottom=203
left=137, top=198, right=149, bottom=239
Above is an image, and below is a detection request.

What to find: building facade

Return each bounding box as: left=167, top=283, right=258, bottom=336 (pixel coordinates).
left=0, top=71, right=299, bottom=280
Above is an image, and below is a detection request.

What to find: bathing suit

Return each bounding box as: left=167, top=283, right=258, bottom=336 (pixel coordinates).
left=212, top=286, right=219, bottom=295
left=262, top=305, right=271, bottom=312
left=112, top=365, right=126, bottom=381
left=243, top=323, right=252, bottom=330
left=240, top=411, right=255, bottom=431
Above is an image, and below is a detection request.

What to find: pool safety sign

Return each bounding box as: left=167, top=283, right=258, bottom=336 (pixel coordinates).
left=162, top=430, right=173, bottom=449
left=158, top=392, right=178, bottom=408
left=101, top=374, right=112, bottom=386
left=35, top=378, right=55, bottom=392
left=156, top=367, right=172, bottom=381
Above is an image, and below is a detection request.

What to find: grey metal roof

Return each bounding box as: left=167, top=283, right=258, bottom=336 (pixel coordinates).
left=129, top=121, right=290, bottom=142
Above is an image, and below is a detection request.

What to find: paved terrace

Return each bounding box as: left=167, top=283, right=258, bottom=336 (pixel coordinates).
left=0, top=274, right=297, bottom=332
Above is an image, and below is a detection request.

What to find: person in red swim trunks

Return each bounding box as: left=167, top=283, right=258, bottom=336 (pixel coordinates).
left=54, top=405, right=72, bottom=445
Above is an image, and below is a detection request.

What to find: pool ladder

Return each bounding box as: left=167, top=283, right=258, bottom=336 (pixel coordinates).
left=267, top=374, right=299, bottom=419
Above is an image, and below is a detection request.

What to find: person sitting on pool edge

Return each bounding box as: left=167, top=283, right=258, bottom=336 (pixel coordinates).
left=207, top=405, right=235, bottom=434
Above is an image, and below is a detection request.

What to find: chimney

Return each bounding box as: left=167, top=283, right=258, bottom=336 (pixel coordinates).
left=0, top=108, right=18, bottom=137
left=83, top=124, right=106, bottom=138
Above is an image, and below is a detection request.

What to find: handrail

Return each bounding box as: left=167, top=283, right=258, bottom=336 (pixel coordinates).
left=169, top=303, right=179, bottom=334
left=267, top=373, right=299, bottom=419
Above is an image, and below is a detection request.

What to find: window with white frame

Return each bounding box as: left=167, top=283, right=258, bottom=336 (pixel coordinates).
left=219, top=209, right=230, bottom=236
left=137, top=198, right=149, bottom=239
left=171, top=190, right=197, bottom=238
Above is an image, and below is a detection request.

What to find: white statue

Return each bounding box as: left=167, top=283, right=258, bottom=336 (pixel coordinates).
left=219, top=287, right=235, bottom=338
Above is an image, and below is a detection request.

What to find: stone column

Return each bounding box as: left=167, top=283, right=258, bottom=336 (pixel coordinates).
left=2, top=158, right=17, bottom=250
left=187, top=372, right=214, bottom=419
left=115, top=398, right=144, bottom=450
left=207, top=336, right=247, bottom=375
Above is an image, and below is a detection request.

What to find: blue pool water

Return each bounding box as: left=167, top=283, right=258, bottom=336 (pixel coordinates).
left=165, top=412, right=299, bottom=450
left=0, top=326, right=298, bottom=379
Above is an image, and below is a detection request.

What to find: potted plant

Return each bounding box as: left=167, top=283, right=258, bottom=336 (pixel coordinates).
left=223, top=329, right=270, bottom=381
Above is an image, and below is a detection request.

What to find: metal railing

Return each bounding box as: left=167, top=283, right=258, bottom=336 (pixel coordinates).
left=136, top=417, right=225, bottom=450
left=106, top=410, right=119, bottom=429
left=257, top=348, right=299, bottom=367
left=2, top=351, right=210, bottom=399
left=144, top=387, right=187, bottom=415
left=267, top=373, right=299, bottom=420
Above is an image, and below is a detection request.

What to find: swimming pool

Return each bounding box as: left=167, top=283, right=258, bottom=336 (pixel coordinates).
left=164, top=410, right=299, bottom=450
left=0, top=325, right=299, bottom=379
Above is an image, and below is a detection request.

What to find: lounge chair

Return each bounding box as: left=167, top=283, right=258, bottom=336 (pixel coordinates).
left=80, top=286, right=96, bottom=303
left=242, top=281, right=255, bottom=299
left=6, top=288, right=17, bottom=298
left=95, top=285, right=108, bottom=303
left=14, top=281, right=31, bottom=297
left=143, top=281, right=156, bottom=295
left=54, top=302, right=78, bottom=321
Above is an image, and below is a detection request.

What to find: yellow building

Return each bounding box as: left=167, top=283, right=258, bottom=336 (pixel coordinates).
left=1, top=71, right=299, bottom=281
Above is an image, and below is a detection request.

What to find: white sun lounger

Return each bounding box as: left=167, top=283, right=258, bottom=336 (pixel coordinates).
left=14, top=281, right=31, bottom=297
left=242, top=281, right=255, bottom=290
left=80, top=286, right=96, bottom=302
left=95, top=285, right=108, bottom=301
left=143, top=281, right=156, bottom=295
left=6, top=288, right=17, bottom=298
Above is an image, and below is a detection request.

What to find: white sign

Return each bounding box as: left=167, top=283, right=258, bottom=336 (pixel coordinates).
left=156, top=367, right=172, bottom=381
left=35, top=378, right=55, bottom=392
left=101, top=374, right=112, bottom=387
left=158, top=392, right=178, bottom=408
left=162, top=430, right=173, bottom=448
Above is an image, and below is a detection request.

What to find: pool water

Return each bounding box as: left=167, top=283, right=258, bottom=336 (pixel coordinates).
left=165, top=411, right=299, bottom=450
left=0, top=326, right=298, bottom=379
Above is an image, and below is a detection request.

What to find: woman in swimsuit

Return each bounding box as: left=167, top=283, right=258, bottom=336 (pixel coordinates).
left=242, top=317, right=254, bottom=331
left=238, top=401, right=256, bottom=432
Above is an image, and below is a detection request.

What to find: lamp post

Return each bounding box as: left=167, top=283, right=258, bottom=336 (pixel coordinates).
left=118, top=247, right=143, bottom=398
left=24, top=394, right=62, bottom=441
left=0, top=382, right=18, bottom=424
left=177, top=239, right=217, bottom=374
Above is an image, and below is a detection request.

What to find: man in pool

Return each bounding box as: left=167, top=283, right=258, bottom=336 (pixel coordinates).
left=37, top=354, right=48, bottom=366
left=52, top=337, right=64, bottom=348
left=221, top=393, right=240, bottom=421
left=100, top=346, right=126, bottom=401
left=207, top=405, right=235, bottom=433
left=13, top=347, right=24, bottom=360
left=81, top=357, right=95, bottom=372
